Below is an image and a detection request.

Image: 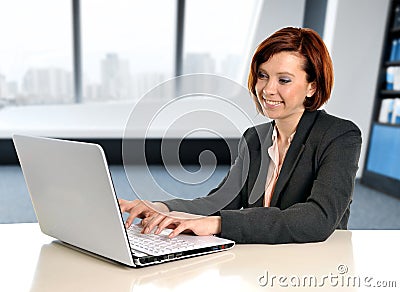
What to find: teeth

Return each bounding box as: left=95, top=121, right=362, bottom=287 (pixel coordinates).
left=265, top=100, right=283, bottom=105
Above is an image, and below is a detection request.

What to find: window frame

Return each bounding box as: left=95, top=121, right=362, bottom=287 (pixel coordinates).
left=72, top=0, right=185, bottom=103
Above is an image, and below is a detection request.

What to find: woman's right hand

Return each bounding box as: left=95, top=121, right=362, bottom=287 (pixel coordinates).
left=118, top=199, right=170, bottom=228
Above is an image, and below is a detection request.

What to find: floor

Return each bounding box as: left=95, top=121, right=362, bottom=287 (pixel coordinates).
left=1, top=165, right=399, bottom=229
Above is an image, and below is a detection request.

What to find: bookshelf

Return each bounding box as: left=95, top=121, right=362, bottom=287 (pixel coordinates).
left=361, top=0, right=400, bottom=198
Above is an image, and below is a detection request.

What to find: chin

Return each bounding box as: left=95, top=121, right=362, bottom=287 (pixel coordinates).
left=262, top=109, right=280, bottom=120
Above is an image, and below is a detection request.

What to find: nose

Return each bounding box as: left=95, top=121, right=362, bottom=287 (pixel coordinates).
left=261, top=79, right=277, bottom=96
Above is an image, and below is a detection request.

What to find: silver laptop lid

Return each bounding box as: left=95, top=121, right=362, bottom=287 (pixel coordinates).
left=13, top=135, right=134, bottom=267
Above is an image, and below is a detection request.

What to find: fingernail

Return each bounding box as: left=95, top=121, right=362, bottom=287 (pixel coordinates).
left=145, top=227, right=150, bottom=233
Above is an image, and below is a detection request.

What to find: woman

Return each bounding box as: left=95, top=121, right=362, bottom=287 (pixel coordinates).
left=119, top=27, right=362, bottom=244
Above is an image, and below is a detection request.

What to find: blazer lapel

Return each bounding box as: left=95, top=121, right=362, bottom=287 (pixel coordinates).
left=247, top=123, right=273, bottom=206
left=270, top=110, right=320, bottom=207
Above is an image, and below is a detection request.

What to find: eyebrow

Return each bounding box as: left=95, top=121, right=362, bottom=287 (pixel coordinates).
left=277, top=71, right=295, bottom=77
left=258, top=68, right=296, bottom=77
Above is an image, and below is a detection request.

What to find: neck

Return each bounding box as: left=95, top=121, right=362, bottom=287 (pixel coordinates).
left=275, top=110, right=304, bottom=142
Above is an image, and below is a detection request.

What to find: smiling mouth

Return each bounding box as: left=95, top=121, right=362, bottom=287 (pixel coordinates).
left=260, top=96, right=284, bottom=107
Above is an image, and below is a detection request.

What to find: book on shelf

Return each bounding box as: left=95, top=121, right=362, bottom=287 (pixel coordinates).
left=389, top=38, right=400, bottom=62
left=386, top=66, right=400, bottom=90
left=379, top=98, right=400, bottom=124
left=387, top=67, right=394, bottom=90
left=392, top=98, right=400, bottom=124
left=390, top=39, right=398, bottom=62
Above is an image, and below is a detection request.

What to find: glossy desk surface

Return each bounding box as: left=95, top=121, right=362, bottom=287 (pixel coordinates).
left=1, top=223, right=399, bottom=291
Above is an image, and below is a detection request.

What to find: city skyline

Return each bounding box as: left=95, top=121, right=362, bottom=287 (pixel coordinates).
left=0, top=52, right=241, bottom=107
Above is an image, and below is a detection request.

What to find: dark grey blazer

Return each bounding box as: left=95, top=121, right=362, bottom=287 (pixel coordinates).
left=163, top=110, right=362, bottom=244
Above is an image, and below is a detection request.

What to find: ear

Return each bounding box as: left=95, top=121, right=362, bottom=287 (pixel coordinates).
left=306, top=81, right=316, bottom=97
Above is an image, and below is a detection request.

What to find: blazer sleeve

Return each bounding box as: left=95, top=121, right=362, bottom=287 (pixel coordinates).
left=162, top=128, right=251, bottom=215
left=219, top=120, right=362, bottom=244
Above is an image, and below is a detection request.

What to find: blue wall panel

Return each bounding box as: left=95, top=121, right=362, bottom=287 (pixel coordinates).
left=367, top=124, right=400, bottom=180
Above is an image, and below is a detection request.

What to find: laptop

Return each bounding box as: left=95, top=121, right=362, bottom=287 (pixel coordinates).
left=12, top=134, right=235, bottom=268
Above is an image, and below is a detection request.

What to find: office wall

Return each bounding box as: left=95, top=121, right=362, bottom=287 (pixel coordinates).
left=323, top=0, right=390, bottom=177
left=244, top=0, right=306, bottom=83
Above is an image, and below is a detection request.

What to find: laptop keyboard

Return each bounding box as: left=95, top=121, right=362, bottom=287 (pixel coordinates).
left=127, top=224, right=214, bottom=256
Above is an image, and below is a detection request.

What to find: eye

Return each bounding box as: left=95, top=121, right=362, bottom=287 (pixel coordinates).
left=279, top=78, right=291, bottom=84
left=257, top=71, right=268, bottom=80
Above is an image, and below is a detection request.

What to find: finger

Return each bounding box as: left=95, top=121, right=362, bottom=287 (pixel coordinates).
left=125, top=214, right=138, bottom=228
left=125, top=203, right=148, bottom=228
left=141, top=217, right=148, bottom=226
left=123, top=200, right=167, bottom=228
left=118, top=198, right=129, bottom=212
left=168, top=221, right=189, bottom=238
left=155, top=216, right=179, bottom=235
left=119, top=199, right=139, bottom=213
left=143, top=213, right=167, bottom=234
left=140, top=217, right=158, bottom=226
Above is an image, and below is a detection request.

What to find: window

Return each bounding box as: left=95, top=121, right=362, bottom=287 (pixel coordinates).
left=0, top=0, right=263, bottom=141
left=81, top=0, right=176, bottom=102
left=0, top=0, right=73, bottom=107
left=183, top=0, right=261, bottom=83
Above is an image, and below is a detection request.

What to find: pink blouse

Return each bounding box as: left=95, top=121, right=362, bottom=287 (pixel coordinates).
left=264, top=126, right=296, bottom=207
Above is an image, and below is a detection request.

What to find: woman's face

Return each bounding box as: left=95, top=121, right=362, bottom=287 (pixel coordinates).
left=255, top=51, right=316, bottom=123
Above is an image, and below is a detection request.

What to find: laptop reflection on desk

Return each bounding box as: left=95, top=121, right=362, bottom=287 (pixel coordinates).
left=30, top=241, right=235, bottom=291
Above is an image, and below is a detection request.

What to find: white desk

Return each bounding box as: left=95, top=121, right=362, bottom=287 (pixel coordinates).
left=1, top=223, right=399, bottom=291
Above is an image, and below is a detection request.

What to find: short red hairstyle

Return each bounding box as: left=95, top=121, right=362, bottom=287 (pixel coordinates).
left=248, top=27, right=334, bottom=112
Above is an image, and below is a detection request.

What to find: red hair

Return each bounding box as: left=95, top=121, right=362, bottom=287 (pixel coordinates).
left=248, top=27, right=334, bottom=112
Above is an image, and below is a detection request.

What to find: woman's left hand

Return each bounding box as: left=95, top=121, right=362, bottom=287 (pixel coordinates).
left=141, top=211, right=221, bottom=238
